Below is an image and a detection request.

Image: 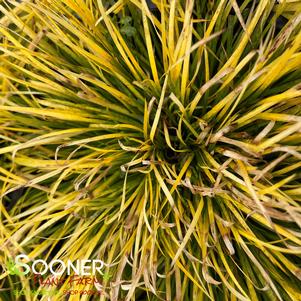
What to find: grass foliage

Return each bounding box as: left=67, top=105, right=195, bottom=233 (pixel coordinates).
left=1, top=0, right=301, bottom=300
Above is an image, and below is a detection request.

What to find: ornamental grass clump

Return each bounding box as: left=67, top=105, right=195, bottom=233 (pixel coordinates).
left=0, top=0, right=301, bottom=300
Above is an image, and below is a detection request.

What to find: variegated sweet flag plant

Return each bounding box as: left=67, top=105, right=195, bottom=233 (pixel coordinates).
left=0, top=0, right=301, bottom=300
